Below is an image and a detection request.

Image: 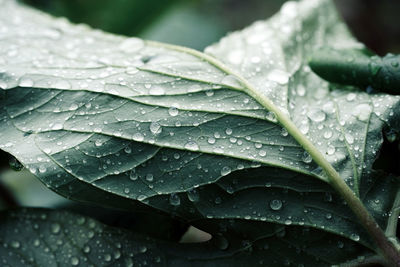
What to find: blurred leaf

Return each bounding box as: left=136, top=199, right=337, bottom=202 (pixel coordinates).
left=0, top=208, right=376, bottom=266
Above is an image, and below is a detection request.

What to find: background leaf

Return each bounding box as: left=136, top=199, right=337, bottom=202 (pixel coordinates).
left=0, top=208, right=377, bottom=266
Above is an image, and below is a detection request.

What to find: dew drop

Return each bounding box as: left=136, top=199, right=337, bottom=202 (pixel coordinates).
left=149, top=122, right=162, bottom=134
left=326, top=145, right=336, bottom=155
left=301, top=151, right=312, bottom=163
left=345, top=133, right=354, bottom=144
left=51, top=223, right=61, bottom=234
left=95, top=139, right=103, bottom=147
left=130, top=170, right=138, bottom=180
left=307, top=108, right=326, bottom=122
left=168, top=107, right=179, bottom=116
left=184, top=141, right=199, bottom=151
left=169, top=193, right=181, bottom=206
left=267, top=69, right=289, bottom=84
left=352, top=103, right=372, bottom=122
left=187, top=188, right=200, bottom=202
left=70, top=257, right=79, bottom=266
left=133, top=133, right=144, bottom=142
left=145, top=174, right=154, bottom=182
left=269, top=199, right=283, bottom=211
left=220, top=166, right=231, bottom=176
left=323, top=129, right=333, bottom=139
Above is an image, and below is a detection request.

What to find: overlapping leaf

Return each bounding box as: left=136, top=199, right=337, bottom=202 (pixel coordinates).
left=0, top=208, right=375, bottom=266
left=0, top=0, right=399, bottom=263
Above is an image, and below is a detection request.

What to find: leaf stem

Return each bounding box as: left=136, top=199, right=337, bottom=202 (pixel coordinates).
left=146, top=40, right=400, bottom=266
left=386, top=188, right=400, bottom=238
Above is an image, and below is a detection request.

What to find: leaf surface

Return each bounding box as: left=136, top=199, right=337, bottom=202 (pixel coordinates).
left=0, top=0, right=399, bottom=262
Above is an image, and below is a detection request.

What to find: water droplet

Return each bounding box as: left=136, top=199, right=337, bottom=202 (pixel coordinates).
left=38, top=165, right=47, bottom=173
left=124, top=147, right=132, bottom=154
left=133, top=133, right=144, bottom=141
left=299, top=123, right=309, bottom=135
left=83, top=245, right=91, bottom=253
left=352, top=103, right=372, bottom=122
left=296, top=85, right=306, bottom=96
left=149, top=122, right=162, bottom=135
left=269, top=199, right=283, bottom=211
left=301, top=151, right=312, bottom=163
left=130, top=170, right=138, bottom=180
left=10, top=241, right=20, bottom=248
left=323, top=129, right=333, bottom=139
left=225, top=128, right=233, bottom=135
left=168, top=107, right=179, bottom=116
left=184, top=141, right=199, bottom=151
left=307, top=108, right=326, bottom=122
left=95, top=139, right=103, bottom=147
left=207, top=137, right=216, bottom=144
left=69, top=103, right=79, bottom=111
left=346, top=93, right=356, bottom=102
left=104, top=254, right=112, bottom=262
left=327, top=145, right=336, bottom=155
left=187, top=188, right=200, bottom=202
left=51, top=223, right=61, bottom=234
left=70, top=256, right=79, bottom=266
left=169, top=194, right=181, bottom=206
left=145, top=174, right=154, bottom=182
left=119, top=38, right=144, bottom=53
left=220, top=166, right=231, bottom=176
left=350, top=233, right=360, bottom=241
left=267, top=69, right=289, bottom=84
left=345, top=133, right=354, bottom=144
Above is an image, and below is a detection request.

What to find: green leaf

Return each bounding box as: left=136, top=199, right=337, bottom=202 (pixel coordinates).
left=0, top=208, right=377, bottom=266
left=0, top=0, right=399, bottom=263
left=309, top=47, right=400, bottom=94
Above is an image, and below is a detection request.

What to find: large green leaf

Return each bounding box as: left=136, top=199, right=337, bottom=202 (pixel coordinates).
left=0, top=0, right=399, bottom=263
left=0, top=208, right=376, bottom=266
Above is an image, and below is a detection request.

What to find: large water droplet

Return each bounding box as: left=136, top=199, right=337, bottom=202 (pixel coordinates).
left=269, top=199, right=283, bottom=211
left=267, top=69, right=289, bottom=84
left=168, top=107, right=179, bottom=117
left=187, top=188, right=200, bottom=202
left=149, top=122, right=162, bottom=134
left=352, top=103, right=372, bottom=122
left=307, top=108, right=326, bottom=122
left=169, top=193, right=181, bottom=206
left=302, top=151, right=312, bottom=163
left=184, top=141, right=199, bottom=151
left=220, top=166, right=231, bottom=176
